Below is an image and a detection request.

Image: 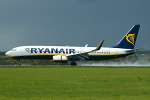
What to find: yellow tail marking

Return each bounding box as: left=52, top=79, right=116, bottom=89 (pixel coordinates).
left=126, top=33, right=135, bottom=45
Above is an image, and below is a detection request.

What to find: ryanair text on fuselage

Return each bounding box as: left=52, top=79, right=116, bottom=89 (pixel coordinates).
left=26, top=48, right=75, bottom=54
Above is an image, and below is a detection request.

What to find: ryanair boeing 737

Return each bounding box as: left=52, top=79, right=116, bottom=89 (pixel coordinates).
left=5, top=25, right=140, bottom=65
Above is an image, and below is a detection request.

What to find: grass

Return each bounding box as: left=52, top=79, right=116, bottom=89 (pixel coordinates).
left=0, top=65, right=150, bottom=100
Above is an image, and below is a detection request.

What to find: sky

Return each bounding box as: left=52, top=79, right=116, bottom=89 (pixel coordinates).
left=0, top=0, right=150, bottom=51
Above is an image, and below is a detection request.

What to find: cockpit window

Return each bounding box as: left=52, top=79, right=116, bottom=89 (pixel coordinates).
left=11, top=49, right=17, bottom=51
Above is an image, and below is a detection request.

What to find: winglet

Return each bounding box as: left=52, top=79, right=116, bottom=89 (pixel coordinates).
left=93, top=40, right=104, bottom=51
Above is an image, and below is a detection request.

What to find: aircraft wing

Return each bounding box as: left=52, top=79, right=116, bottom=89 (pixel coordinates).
left=67, top=40, right=104, bottom=60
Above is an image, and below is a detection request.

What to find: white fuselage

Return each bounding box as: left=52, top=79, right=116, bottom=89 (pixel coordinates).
left=5, top=46, right=135, bottom=61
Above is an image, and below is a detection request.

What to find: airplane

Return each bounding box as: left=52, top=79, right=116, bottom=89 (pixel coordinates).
left=5, top=25, right=140, bottom=65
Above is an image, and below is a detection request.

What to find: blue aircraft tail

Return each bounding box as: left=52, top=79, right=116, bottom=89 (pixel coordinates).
left=112, top=25, right=140, bottom=49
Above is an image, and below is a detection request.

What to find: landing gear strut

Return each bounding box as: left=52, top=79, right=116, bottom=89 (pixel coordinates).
left=71, top=61, right=77, bottom=66
left=18, top=59, right=21, bottom=65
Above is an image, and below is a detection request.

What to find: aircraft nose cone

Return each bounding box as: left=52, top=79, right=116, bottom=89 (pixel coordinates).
left=5, top=51, right=11, bottom=56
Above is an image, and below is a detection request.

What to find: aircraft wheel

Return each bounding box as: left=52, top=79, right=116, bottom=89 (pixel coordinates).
left=18, top=59, right=21, bottom=65
left=71, top=61, right=77, bottom=66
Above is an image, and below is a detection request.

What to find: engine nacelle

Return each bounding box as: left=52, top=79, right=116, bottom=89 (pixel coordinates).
left=53, top=55, right=68, bottom=62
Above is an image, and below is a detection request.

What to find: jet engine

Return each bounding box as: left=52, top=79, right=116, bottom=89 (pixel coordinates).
left=53, top=55, right=68, bottom=62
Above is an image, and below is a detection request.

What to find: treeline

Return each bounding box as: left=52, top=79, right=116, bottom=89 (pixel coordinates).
left=0, top=51, right=5, bottom=56
left=136, top=50, right=150, bottom=54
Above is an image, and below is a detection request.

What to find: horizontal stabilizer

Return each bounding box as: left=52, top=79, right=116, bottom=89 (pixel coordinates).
left=125, top=47, right=145, bottom=53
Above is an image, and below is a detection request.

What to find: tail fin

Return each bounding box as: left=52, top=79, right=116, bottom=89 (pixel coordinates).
left=112, top=25, right=140, bottom=49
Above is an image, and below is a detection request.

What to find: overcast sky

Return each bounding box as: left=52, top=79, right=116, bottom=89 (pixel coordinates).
left=0, top=0, right=150, bottom=51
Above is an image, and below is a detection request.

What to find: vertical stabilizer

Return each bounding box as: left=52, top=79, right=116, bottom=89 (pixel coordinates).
left=112, top=25, right=140, bottom=49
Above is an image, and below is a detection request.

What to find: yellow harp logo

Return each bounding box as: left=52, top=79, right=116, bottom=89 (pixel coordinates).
left=126, top=33, right=135, bottom=45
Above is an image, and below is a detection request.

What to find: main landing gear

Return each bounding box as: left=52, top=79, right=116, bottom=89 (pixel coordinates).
left=18, top=59, right=21, bottom=65
left=71, top=61, right=77, bottom=66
